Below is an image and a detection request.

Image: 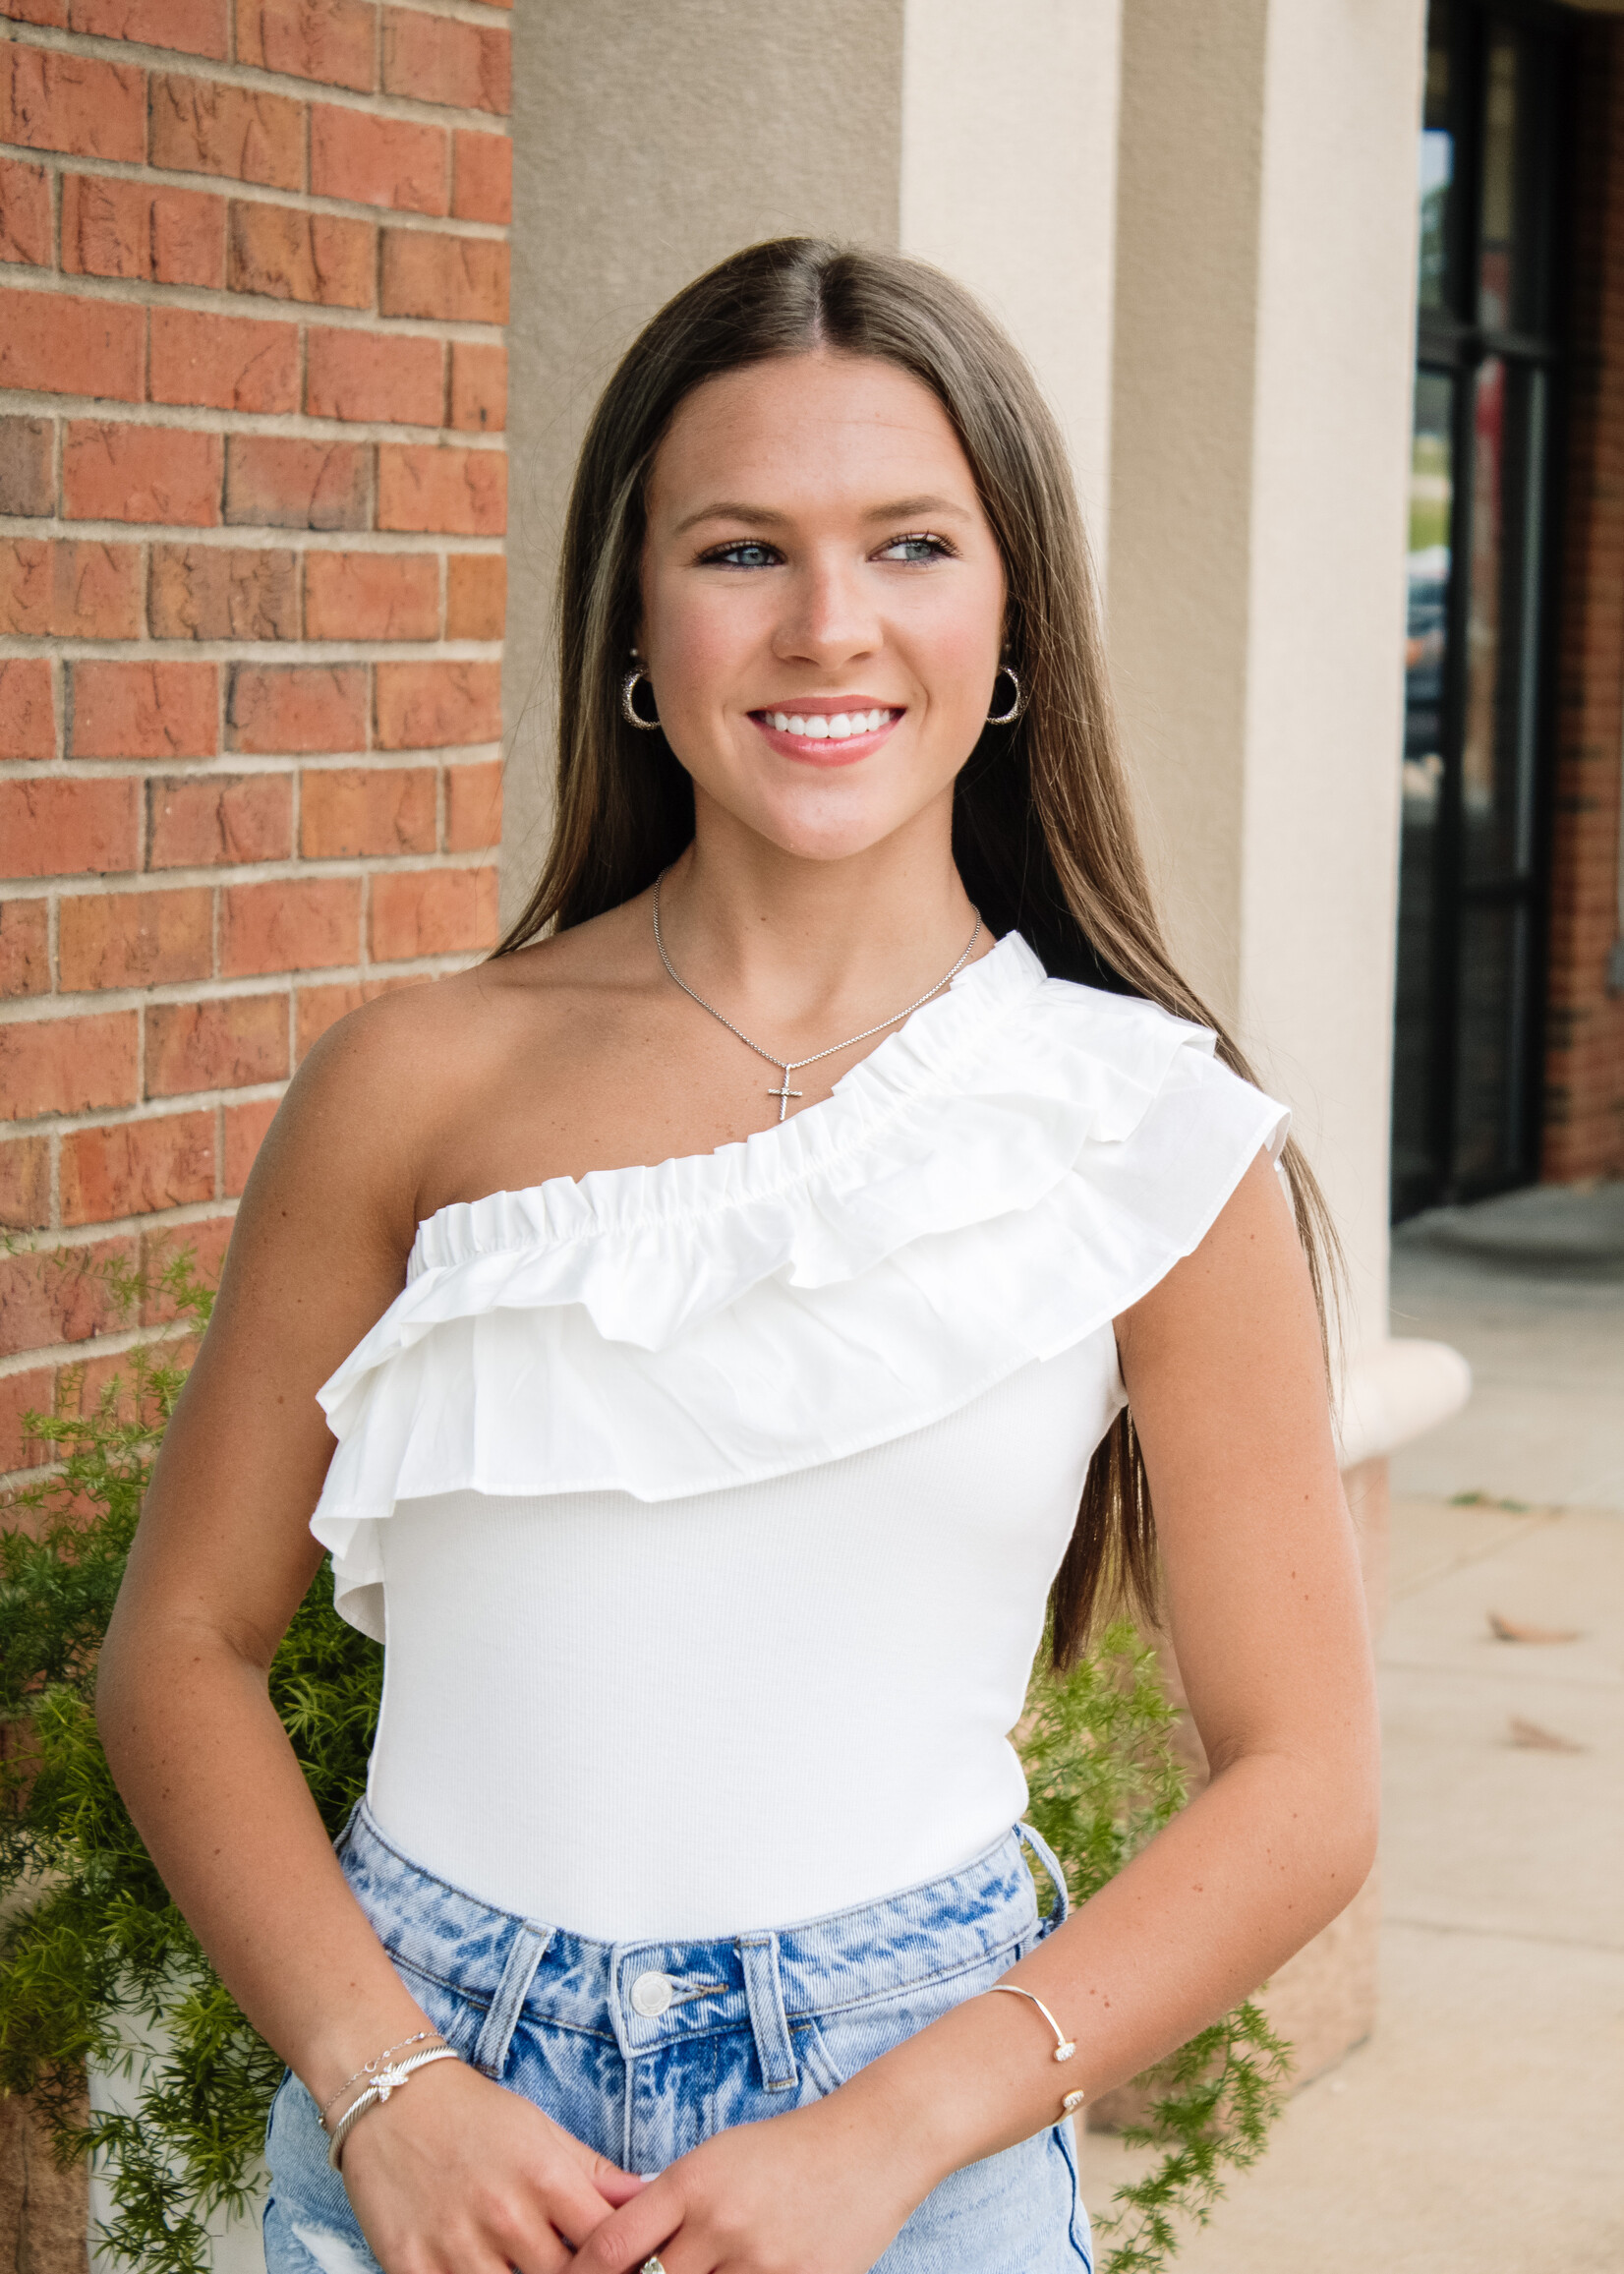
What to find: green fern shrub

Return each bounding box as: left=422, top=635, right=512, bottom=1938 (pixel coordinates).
left=0, top=1251, right=1287, bottom=2274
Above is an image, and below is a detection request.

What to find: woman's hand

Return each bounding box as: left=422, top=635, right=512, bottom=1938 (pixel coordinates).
left=574, top=2096, right=930, bottom=2274
left=337, top=2059, right=646, bottom=2274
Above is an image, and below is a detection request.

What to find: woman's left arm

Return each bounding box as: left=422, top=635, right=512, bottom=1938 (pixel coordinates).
left=582, top=1148, right=1380, bottom=2273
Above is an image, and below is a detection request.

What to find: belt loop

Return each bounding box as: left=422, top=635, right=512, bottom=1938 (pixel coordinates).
left=1016, top=1820, right=1072, bottom=1932
left=473, top=1922, right=552, bottom=2078
left=736, top=1933, right=798, bottom=2092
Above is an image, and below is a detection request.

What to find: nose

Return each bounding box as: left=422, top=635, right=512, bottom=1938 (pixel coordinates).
left=771, top=549, right=880, bottom=671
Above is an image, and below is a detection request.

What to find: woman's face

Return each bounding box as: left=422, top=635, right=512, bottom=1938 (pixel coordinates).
left=638, top=351, right=1007, bottom=865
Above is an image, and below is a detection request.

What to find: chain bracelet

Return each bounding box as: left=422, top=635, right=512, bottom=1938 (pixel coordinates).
left=319, top=2030, right=443, bottom=2123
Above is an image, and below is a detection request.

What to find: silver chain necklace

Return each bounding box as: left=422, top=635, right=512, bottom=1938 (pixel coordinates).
left=652, top=872, right=983, bottom=1122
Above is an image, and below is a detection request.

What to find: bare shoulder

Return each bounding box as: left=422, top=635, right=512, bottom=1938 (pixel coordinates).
left=237, top=972, right=463, bottom=1258
left=387, top=891, right=656, bottom=1066
left=242, top=895, right=656, bottom=1249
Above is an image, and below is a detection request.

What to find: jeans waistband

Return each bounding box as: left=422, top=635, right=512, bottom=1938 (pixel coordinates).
left=339, top=1801, right=1070, bottom=2075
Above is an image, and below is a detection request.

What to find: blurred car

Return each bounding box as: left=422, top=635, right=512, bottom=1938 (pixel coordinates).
left=1405, top=543, right=1450, bottom=765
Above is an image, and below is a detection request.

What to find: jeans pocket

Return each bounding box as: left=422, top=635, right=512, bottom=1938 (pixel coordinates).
left=386, top=1955, right=490, bottom=2067
left=793, top=2015, right=847, bottom=2098
left=796, top=1941, right=1023, bottom=2098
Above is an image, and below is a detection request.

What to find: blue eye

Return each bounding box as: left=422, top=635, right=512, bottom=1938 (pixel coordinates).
left=703, top=541, right=781, bottom=569
left=877, top=533, right=953, bottom=563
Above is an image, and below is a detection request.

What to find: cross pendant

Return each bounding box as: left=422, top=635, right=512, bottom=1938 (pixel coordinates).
left=768, top=1076, right=803, bottom=1122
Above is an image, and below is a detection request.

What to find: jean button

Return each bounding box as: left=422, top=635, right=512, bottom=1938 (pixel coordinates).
left=630, top=1970, right=674, bottom=2018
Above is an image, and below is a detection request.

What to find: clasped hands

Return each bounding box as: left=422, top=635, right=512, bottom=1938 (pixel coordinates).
left=340, top=2057, right=930, bottom=2274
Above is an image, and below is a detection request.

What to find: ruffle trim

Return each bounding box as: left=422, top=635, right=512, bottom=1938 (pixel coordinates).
left=309, top=933, right=1289, bottom=1639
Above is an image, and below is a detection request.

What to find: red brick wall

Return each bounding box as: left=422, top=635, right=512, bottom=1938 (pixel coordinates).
left=1545, top=15, right=1624, bottom=1183
left=0, top=0, right=509, bottom=1481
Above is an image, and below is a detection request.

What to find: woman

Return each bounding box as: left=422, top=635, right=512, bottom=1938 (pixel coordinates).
left=98, top=239, right=1379, bottom=2274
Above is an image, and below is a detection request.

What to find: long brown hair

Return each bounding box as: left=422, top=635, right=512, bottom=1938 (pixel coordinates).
left=495, top=236, right=1341, bottom=1669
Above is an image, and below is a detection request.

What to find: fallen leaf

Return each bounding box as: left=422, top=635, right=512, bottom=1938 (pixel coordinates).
left=1508, top=1716, right=1585, bottom=1754
left=1488, top=1611, right=1581, bottom=1644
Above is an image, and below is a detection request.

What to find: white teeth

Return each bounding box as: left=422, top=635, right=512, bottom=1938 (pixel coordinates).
left=770, top=708, right=895, bottom=737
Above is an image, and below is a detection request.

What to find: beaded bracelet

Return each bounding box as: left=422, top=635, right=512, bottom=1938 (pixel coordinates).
left=990, top=1983, right=1087, bottom=2118
left=326, top=2045, right=460, bottom=2172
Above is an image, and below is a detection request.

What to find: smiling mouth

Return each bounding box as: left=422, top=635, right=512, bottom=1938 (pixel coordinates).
left=751, top=705, right=901, bottom=742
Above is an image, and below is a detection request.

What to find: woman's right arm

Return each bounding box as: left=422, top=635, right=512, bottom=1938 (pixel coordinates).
left=95, top=997, right=643, bottom=2273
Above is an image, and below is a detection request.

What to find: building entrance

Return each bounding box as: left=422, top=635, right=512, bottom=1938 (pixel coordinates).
left=1393, top=0, right=1567, bottom=1220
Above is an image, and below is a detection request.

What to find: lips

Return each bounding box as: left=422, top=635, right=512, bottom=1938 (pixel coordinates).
left=748, top=703, right=904, bottom=766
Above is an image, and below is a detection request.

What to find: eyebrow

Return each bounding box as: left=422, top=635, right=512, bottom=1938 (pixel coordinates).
left=672, top=494, right=974, bottom=536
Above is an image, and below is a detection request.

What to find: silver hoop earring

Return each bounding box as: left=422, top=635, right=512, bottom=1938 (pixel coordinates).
left=620, top=665, right=662, bottom=730
left=986, top=665, right=1023, bottom=726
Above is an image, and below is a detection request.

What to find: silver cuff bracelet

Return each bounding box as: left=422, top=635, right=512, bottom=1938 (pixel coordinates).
left=325, top=2044, right=460, bottom=2172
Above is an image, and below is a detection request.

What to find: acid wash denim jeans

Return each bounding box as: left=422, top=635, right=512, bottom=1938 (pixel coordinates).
left=263, top=1801, right=1094, bottom=2274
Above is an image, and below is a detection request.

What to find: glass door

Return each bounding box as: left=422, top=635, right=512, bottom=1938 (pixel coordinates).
left=1392, top=0, right=1565, bottom=1220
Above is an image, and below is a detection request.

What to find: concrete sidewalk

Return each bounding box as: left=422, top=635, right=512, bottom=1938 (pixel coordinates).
left=1078, top=1497, right=1624, bottom=2272
left=1387, top=1189, right=1624, bottom=1512
left=1078, top=1196, right=1624, bottom=2271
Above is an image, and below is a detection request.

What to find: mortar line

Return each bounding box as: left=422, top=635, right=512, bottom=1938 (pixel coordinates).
left=3, top=143, right=508, bottom=238
left=0, top=517, right=504, bottom=554
left=0, top=374, right=509, bottom=441
left=0, top=26, right=514, bottom=133
left=0, top=635, right=503, bottom=662
left=0, top=267, right=506, bottom=336
left=0, top=744, right=503, bottom=788
left=0, top=944, right=482, bottom=1023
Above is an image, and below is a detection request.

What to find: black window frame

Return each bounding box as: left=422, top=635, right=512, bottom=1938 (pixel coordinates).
left=1395, top=0, right=1573, bottom=1220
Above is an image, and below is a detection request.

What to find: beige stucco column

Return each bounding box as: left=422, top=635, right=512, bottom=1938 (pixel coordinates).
left=1110, top=0, right=1464, bottom=1386
left=899, top=0, right=1123, bottom=561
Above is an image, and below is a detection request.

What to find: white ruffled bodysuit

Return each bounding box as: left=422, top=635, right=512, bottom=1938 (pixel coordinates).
left=311, top=934, right=1288, bottom=1942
